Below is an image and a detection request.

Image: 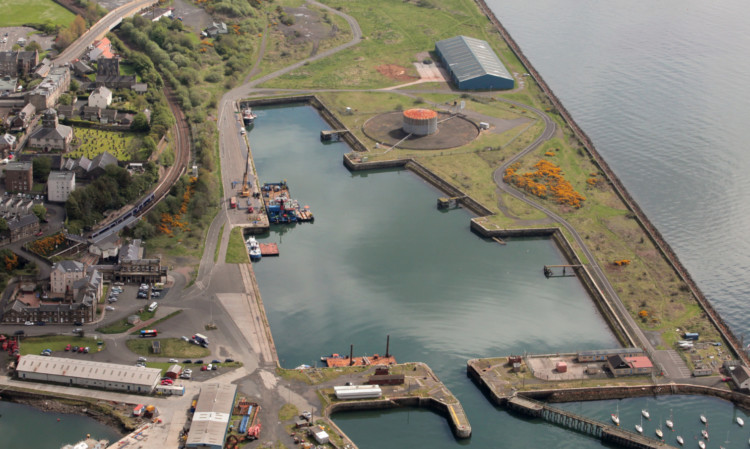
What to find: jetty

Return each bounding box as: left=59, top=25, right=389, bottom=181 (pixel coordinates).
left=320, top=129, right=348, bottom=141
left=259, top=243, right=279, bottom=256
left=507, top=395, right=675, bottom=449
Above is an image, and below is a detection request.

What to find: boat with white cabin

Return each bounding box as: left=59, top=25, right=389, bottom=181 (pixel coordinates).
left=700, top=414, right=707, bottom=424
left=246, top=236, right=261, bottom=261
left=611, top=403, right=619, bottom=426
left=642, top=409, right=650, bottom=420
left=676, top=435, right=683, bottom=445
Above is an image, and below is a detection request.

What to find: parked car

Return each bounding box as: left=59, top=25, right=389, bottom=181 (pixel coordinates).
left=160, top=379, right=173, bottom=385
left=211, top=359, right=220, bottom=364
left=41, top=349, right=51, bottom=356
left=211, top=365, right=217, bottom=370
left=168, top=358, right=178, bottom=363
left=13, top=330, right=24, bottom=336
left=24, top=321, right=34, bottom=326
left=73, top=321, right=83, bottom=326
left=36, top=321, right=45, bottom=326
left=65, top=344, right=71, bottom=351
left=114, top=282, right=124, bottom=286
left=105, top=306, right=115, bottom=311
left=182, top=359, right=192, bottom=364
left=181, top=336, right=189, bottom=342
left=137, top=356, right=147, bottom=362
left=224, top=358, right=235, bottom=363
left=136, top=362, right=146, bottom=367
left=194, top=360, right=204, bottom=365
left=180, top=371, right=192, bottom=379
left=201, top=365, right=208, bottom=371
left=72, top=346, right=79, bottom=352
left=77, top=346, right=84, bottom=353
left=83, top=347, right=89, bottom=353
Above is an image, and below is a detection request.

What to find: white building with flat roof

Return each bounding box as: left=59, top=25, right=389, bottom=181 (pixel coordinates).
left=47, top=170, right=75, bottom=202
left=16, top=355, right=161, bottom=394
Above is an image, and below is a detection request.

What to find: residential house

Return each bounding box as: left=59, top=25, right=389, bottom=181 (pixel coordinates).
left=0, top=75, right=16, bottom=94
left=0, top=50, right=39, bottom=77
left=4, top=161, right=33, bottom=192
left=100, top=108, right=117, bottom=124
left=72, top=60, right=94, bottom=77
left=47, top=170, right=75, bottom=202
left=33, top=58, right=52, bottom=79
left=50, top=260, right=86, bottom=297
left=7, top=213, right=40, bottom=242
left=28, top=109, right=74, bottom=152
left=88, top=151, right=118, bottom=177
left=131, top=83, right=147, bottom=94
left=88, top=85, right=112, bottom=109
left=205, top=22, right=228, bottom=37
left=82, top=105, right=101, bottom=122
left=0, top=133, right=16, bottom=157
left=9, top=103, right=36, bottom=131
left=87, top=37, right=114, bottom=61
left=26, top=67, right=70, bottom=110
left=56, top=104, right=78, bottom=120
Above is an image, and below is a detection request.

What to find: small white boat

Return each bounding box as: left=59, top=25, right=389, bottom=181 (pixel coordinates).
left=702, top=429, right=709, bottom=439
left=666, top=418, right=674, bottom=430
left=698, top=441, right=705, bottom=449
left=246, top=236, right=261, bottom=261
left=676, top=435, right=684, bottom=445
left=635, top=423, right=643, bottom=433
left=737, top=416, right=744, bottom=427
left=656, top=427, right=663, bottom=439
left=611, top=413, right=619, bottom=426
left=642, top=409, right=650, bottom=420
left=700, top=414, right=707, bottom=424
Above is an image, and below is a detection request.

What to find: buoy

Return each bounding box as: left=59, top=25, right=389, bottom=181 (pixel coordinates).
left=57, top=418, right=60, bottom=422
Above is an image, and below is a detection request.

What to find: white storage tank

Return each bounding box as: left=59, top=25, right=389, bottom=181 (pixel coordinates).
left=402, top=108, right=438, bottom=136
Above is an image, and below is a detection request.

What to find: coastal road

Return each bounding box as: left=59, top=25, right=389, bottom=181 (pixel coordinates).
left=54, top=0, right=158, bottom=65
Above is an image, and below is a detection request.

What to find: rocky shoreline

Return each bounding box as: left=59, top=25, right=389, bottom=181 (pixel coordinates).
left=1, top=389, right=133, bottom=435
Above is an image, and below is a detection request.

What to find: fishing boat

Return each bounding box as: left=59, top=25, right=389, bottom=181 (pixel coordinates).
left=611, top=403, right=620, bottom=426
left=242, top=108, right=257, bottom=125
left=700, top=414, right=707, bottom=424
left=642, top=409, right=650, bottom=420
left=702, top=429, right=709, bottom=440
left=666, top=409, right=674, bottom=430
left=737, top=416, right=744, bottom=427
left=676, top=435, right=684, bottom=445
left=246, top=236, right=261, bottom=261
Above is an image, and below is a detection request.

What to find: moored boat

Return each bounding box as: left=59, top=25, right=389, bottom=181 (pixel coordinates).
left=737, top=416, right=744, bottom=427
left=698, top=441, right=705, bottom=449
left=634, top=423, right=643, bottom=433
left=656, top=426, right=663, bottom=439
left=246, top=236, right=261, bottom=261
left=243, top=108, right=257, bottom=125
left=676, top=435, right=683, bottom=445
left=642, top=409, right=650, bottom=420
left=702, top=429, right=708, bottom=439
left=700, top=414, right=707, bottom=424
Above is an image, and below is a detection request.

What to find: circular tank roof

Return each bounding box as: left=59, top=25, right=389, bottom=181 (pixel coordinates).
left=403, top=108, right=438, bottom=120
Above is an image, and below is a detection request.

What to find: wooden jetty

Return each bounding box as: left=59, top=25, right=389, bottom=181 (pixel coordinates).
left=544, top=264, right=582, bottom=278
left=259, top=243, right=279, bottom=256
left=320, top=129, right=348, bottom=141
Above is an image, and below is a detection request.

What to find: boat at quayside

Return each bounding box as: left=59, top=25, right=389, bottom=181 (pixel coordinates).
left=243, top=108, right=257, bottom=125
left=246, top=236, right=261, bottom=261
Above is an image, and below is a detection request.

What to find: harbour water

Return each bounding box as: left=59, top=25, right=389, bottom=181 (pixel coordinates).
left=248, top=105, right=745, bottom=448
left=0, top=401, right=122, bottom=448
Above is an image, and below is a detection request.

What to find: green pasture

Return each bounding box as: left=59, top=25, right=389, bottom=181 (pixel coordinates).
left=67, top=128, right=142, bottom=161
left=20, top=335, right=103, bottom=355
left=0, top=0, right=75, bottom=27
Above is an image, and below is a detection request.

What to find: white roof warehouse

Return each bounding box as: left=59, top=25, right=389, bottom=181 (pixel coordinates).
left=16, top=355, right=161, bottom=394
left=186, top=383, right=237, bottom=449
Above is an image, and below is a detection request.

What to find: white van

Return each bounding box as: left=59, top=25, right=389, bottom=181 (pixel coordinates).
left=148, top=302, right=158, bottom=312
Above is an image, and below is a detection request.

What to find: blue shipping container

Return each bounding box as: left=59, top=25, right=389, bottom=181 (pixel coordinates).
left=684, top=332, right=700, bottom=340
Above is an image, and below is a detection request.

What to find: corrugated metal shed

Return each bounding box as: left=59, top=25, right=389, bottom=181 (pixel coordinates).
left=186, top=383, right=237, bottom=449
left=16, top=355, right=161, bottom=391
left=435, top=36, right=514, bottom=90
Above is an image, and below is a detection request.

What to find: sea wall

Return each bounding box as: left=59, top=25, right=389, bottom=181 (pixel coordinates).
left=472, top=0, right=747, bottom=364
left=327, top=396, right=471, bottom=439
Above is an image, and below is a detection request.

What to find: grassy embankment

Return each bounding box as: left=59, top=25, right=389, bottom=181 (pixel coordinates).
left=226, top=227, right=249, bottom=263
left=256, top=0, right=725, bottom=361
left=0, top=0, right=75, bottom=27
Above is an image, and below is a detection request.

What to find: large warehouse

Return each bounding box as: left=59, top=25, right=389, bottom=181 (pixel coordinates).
left=16, top=355, right=162, bottom=394
left=186, top=383, right=237, bottom=449
left=435, top=35, right=514, bottom=90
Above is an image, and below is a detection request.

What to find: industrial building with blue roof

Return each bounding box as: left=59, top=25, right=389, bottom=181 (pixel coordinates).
left=435, top=35, right=514, bottom=90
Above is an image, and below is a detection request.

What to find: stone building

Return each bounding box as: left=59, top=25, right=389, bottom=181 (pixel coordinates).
left=47, top=170, right=75, bottom=202
left=4, top=161, right=33, bottom=193
left=7, top=214, right=40, bottom=242
left=50, top=260, right=86, bottom=297
left=28, top=109, right=74, bottom=152
left=26, top=67, right=70, bottom=110
left=0, top=50, right=38, bottom=77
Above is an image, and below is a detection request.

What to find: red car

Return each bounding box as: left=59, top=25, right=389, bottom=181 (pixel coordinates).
left=160, top=379, right=173, bottom=385
left=65, top=344, right=71, bottom=351
left=201, top=365, right=208, bottom=371
left=77, top=346, right=84, bottom=353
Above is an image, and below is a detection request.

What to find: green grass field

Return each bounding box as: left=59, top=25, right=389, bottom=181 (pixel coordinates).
left=68, top=128, right=142, bottom=161
left=226, top=227, right=249, bottom=263
left=126, top=338, right=210, bottom=358
left=20, top=335, right=103, bottom=356
left=0, top=0, right=75, bottom=27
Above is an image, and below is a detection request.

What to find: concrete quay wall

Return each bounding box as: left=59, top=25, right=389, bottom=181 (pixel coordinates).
left=327, top=396, right=471, bottom=439
left=473, top=0, right=747, bottom=365
left=470, top=221, right=636, bottom=347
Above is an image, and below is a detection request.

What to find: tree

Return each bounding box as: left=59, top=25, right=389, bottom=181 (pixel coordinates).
left=25, top=41, right=42, bottom=52
left=31, top=204, right=47, bottom=222
left=0, top=217, right=8, bottom=235
left=58, top=93, right=73, bottom=106
left=33, top=156, right=52, bottom=182
left=131, top=112, right=150, bottom=132
left=69, top=79, right=80, bottom=94
left=70, top=15, right=87, bottom=38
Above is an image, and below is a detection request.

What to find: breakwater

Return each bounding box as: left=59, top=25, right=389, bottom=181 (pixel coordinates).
left=473, top=0, right=747, bottom=365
